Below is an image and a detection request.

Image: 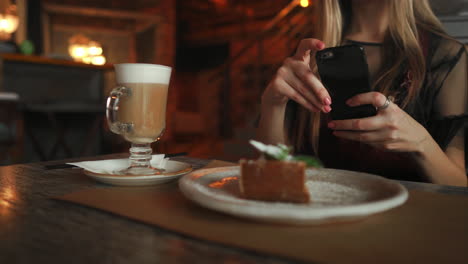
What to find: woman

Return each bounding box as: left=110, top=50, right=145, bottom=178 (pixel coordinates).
left=256, top=0, right=467, bottom=186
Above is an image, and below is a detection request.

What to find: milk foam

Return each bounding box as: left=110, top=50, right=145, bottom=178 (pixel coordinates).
left=115, top=63, right=172, bottom=84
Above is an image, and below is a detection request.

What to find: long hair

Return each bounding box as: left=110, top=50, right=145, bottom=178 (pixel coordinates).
left=291, top=0, right=447, bottom=155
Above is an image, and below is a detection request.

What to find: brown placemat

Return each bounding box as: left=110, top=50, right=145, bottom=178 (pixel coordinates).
left=56, top=161, right=468, bottom=264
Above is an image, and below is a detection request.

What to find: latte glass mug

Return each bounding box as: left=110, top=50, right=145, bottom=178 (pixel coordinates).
left=106, top=63, right=172, bottom=175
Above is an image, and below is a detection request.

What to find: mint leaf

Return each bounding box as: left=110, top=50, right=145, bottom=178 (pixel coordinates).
left=249, top=140, right=322, bottom=167
left=249, top=140, right=292, bottom=161
left=291, top=155, right=323, bottom=168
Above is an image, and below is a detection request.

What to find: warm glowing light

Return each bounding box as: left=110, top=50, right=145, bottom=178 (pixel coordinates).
left=4, top=187, right=13, bottom=200
left=300, top=0, right=309, bottom=8
left=0, top=15, right=18, bottom=33
left=0, top=167, right=17, bottom=218
left=88, top=41, right=103, bottom=56
left=91, top=55, right=106, bottom=65
left=82, top=56, right=92, bottom=64
left=0, top=4, right=19, bottom=41
left=69, top=44, right=89, bottom=59
left=68, top=34, right=91, bottom=61
left=1, top=187, right=15, bottom=208
left=68, top=34, right=107, bottom=65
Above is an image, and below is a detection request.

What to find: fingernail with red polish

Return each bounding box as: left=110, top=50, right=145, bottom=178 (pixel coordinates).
left=328, top=122, right=335, bottom=129
left=324, top=97, right=332, bottom=105
left=323, top=105, right=332, bottom=113
left=317, top=42, right=325, bottom=49
left=346, top=99, right=353, bottom=106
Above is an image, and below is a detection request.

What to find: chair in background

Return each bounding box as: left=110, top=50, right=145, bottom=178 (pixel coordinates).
left=0, top=92, right=23, bottom=164
left=163, top=111, right=207, bottom=154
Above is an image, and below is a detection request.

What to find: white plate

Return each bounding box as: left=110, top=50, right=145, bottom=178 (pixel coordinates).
left=84, top=160, right=193, bottom=186
left=179, top=166, right=408, bottom=225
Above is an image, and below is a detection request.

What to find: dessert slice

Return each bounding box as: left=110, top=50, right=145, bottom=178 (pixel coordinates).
left=240, top=159, right=310, bottom=203
left=238, top=140, right=322, bottom=204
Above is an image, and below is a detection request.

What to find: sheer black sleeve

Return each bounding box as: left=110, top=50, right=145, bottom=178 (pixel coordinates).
left=424, top=36, right=467, bottom=151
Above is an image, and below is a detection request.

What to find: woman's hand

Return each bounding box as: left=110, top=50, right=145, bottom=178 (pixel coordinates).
left=327, top=92, right=431, bottom=153
left=261, top=38, right=332, bottom=113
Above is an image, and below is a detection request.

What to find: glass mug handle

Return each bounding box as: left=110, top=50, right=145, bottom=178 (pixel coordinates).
left=106, top=86, right=133, bottom=134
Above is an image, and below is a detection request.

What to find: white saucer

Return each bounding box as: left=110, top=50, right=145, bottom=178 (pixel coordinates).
left=84, top=160, right=193, bottom=186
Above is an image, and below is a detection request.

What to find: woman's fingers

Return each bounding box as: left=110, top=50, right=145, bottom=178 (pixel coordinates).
left=347, top=91, right=387, bottom=108
left=333, top=129, right=398, bottom=143
left=286, top=59, right=332, bottom=109
left=279, top=58, right=332, bottom=112
left=328, top=115, right=387, bottom=131
left=294, top=38, right=325, bottom=62
left=282, top=75, right=324, bottom=111
left=262, top=38, right=330, bottom=112
left=279, top=62, right=326, bottom=112
left=275, top=78, right=320, bottom=112
left=333, top=129, right=403, bottom=152
left=294, top=64, right=332, bottom=106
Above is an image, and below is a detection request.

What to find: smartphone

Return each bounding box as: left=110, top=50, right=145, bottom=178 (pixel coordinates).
left=315, top=45, right=377, bottom=120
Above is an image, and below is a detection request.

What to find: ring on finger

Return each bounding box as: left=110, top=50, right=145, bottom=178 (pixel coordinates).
left=376, top=96, right=394, bottom=111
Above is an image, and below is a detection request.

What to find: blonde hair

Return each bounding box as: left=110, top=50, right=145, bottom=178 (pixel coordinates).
left=291, top=0, right=447, bottom=155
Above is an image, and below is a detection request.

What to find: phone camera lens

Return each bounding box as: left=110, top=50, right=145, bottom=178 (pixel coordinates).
left=321, top=51, right=334, bottom=60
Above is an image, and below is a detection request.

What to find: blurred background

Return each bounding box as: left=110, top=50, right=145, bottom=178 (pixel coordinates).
left=0, top=0, right=467, bottom=164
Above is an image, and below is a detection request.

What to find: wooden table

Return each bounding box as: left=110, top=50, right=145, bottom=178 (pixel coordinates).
left=1, top=155, right=467, bottom=263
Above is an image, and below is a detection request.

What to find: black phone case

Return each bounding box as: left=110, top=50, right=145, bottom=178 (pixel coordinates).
left=316, top=45, right=376, bottom=120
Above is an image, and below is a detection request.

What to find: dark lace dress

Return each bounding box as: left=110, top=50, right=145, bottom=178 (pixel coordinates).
left=286, top=32, right=467, bottom=182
